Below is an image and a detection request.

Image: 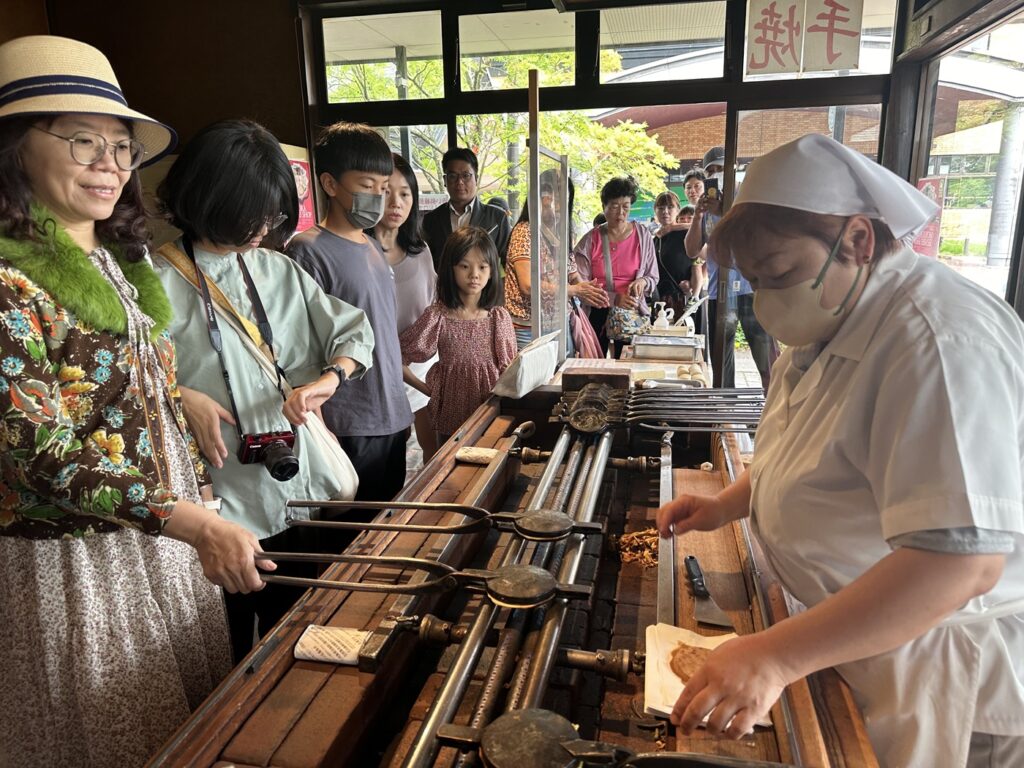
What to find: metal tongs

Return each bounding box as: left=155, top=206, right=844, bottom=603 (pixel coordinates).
left=256, top=499, right=601, bottom=606
left=256, top=558, right=591, bottom=610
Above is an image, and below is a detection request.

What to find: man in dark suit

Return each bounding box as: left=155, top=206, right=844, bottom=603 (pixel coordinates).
left=422, top=147, right=512, bottom=271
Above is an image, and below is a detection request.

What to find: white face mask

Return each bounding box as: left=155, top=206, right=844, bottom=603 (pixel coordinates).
left=752, top=223, right=863, bottom=347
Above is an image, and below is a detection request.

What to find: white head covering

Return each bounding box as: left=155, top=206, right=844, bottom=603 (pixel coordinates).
left=733, top=134, right=938, bottom=239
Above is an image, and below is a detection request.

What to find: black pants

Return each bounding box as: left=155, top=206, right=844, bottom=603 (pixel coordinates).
left=707, top=294, right=777, bottom=390
left=340, top=429, right=410, bottom=502
left=224, top=523, right=320, bottom=664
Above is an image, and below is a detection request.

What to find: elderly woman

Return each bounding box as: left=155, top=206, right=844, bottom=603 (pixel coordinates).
left=572, top=176, right=658, bottom=357
left=0, top=36, right=269, bottom=767
left=505, top=170, right=606, bottom=352
left=657, top=135, right=1024, bottom=768
left=153, top=119, right=374, bottom=662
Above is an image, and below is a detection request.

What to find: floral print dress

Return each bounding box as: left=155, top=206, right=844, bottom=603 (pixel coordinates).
left=399, top=302, right=517, bottom=435
left=0, top=224, right=231, bottom=768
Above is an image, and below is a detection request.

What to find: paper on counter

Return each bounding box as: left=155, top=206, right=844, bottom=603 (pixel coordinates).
left=644, top=622, right=771, bottom=727
left=455, top=446, right=499, bottom=465
left=294, top=625, right=369, bottom=665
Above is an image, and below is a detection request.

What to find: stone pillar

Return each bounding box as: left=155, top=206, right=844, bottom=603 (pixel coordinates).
left=986, top=102, right=1024, bottom=266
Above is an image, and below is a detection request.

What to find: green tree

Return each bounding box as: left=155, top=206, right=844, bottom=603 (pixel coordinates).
left=326, top=49, right=677, bottom=226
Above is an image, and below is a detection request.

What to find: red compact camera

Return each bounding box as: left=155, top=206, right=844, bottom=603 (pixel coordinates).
left=237, top=431, right=299, bottom=481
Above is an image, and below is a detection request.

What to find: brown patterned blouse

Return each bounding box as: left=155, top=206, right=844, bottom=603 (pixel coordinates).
left=0, top=214, right=206, bottom=539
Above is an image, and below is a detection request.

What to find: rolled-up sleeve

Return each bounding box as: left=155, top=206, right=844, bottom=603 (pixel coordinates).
left=288, top=262, right=374, bottom=384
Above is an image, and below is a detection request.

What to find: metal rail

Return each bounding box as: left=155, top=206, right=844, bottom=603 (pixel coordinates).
left=656, top=431, right=676, bottom=625
left=401, top=428, right=576, bottom=768
left=516, top=431, right=615, bottom=709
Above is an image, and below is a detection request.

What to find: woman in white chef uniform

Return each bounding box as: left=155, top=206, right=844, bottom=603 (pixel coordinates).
left=657, top=134, right=1024, bottom=768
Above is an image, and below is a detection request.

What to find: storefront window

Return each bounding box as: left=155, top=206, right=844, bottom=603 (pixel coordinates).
left=323, top=12, right=443, bottom=104
left=919, top=8, right=1024, bottom=296
left=599, top=3, right=727, bottom=84
left=380, top=124, right=450, bottom=212
left=460, top=10, right=575, bottom=91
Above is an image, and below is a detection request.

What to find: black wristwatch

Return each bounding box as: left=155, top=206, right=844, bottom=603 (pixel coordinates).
left=321, top=364, right=348, bottom=386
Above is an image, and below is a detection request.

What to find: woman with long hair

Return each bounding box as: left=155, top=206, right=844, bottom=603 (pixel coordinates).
left=370, top=153, right=439, bottom=458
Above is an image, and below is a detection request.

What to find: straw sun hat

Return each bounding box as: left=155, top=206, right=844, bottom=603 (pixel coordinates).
left=0, top=35, right=175, bottom=165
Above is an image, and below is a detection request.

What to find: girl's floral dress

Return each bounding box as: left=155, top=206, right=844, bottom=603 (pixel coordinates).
left=0, top=222, right=231, bottom=768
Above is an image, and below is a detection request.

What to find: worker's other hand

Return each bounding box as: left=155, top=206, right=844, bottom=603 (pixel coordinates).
left=671, top=634, right=789, bottom=740
left=656, top=493, right=729, bottom=537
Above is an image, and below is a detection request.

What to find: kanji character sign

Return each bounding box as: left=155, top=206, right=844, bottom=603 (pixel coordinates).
left=747, top=0, right=805, bottom=74
left=804, top=0, right=863, bottom=72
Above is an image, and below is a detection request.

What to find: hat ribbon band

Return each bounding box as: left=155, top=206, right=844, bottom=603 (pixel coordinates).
left=0, top=74, right=127, bottom=108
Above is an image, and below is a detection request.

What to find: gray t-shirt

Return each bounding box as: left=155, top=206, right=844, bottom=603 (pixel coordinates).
left=288, top=226, right=413, bottom=437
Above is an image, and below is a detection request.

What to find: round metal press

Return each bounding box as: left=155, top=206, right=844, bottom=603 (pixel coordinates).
left=485, top=565, right=558, bottom=609
left=480, top=709, right=578, bottom=768
left=513, top=510, right=575, bottom=542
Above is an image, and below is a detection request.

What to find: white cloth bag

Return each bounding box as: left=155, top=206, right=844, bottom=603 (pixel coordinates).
left=225, top=311, right=358, bottom=501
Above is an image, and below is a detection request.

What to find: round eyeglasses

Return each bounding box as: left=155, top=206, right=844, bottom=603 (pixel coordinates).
left=32, top=125, right=148, bottom=171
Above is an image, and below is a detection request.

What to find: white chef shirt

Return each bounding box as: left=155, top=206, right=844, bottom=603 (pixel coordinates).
left=749, top=245, right=1024, bottom=767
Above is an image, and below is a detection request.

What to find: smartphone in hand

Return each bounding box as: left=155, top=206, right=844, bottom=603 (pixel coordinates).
left=705, top=177, right=720, bottom=199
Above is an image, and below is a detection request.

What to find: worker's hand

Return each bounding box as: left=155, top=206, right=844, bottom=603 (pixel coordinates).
left=672, top=633, right=790, bottom=739
left=179, top=386, right=235, bottom=469
left=656, top=493, right=731, bottom=537
left=283, top=373, right=338, bottom=426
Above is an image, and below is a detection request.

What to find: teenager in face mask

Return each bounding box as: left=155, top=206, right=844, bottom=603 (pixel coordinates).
left=288, top=123, right=413, bottom=503
left=657, top=134, right=1024, bottom=768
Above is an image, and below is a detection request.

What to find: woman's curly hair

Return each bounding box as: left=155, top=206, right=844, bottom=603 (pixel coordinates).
left=0, top=115, right=151, bottom=262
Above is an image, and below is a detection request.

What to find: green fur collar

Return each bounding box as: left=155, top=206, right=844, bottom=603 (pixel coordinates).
left=0, top=207, right=171, bottom=340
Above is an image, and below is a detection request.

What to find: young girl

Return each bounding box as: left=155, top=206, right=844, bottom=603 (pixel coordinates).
left=400, top=226, right=516, bottom=443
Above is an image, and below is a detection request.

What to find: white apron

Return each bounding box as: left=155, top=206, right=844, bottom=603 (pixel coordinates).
left=748, top=247, right=1024, bottom=768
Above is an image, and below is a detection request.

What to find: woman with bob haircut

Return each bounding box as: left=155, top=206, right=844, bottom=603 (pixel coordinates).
left=572, top=176, right=659, bottom=357
left=0, top=36, right=267, bottom=767
left=153, top=118, right=374, bottom=661
left=658, top=134, right=1024, bottom=768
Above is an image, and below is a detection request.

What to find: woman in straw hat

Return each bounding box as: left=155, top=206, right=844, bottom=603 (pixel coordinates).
left=0, top=36, right=275, bottom=767
left=658, top=134, right=1024, bottom=767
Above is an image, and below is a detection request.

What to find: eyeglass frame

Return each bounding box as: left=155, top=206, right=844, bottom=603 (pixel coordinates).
left=264, top=212, right=289, bottom=231
left=444, top=171, right=476, bottom=185
left=30, top=125, right=148, bottom=171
